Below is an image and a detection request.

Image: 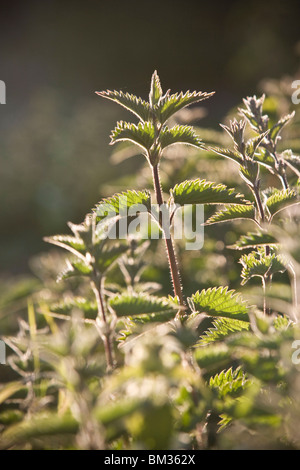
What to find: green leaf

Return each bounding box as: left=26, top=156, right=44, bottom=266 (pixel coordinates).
left=160, top=125, right=204, bottom=149
left=266, top=188, right=299, bottom=217
left=239, top=107, right=261, bottom=131
left=50, top=297, right=98, bottom=320
left=281, top=150, right=300, bottom=176
left=269, top=112, right=295, bottom=142
left=94, top=190, right=151, bottom=221
left=253, top=148, right=276, bottom=168
left=238, top=94, right=268, bottom=133
left=209, top=367, right=248, bottom=398
left=95, top=242, right=128, bottom=274
left=194, top=343, right=231, bottom=372
left=95, top=89, right=150, bottom=122
left=199, top=317, right=250, bottom=345
left=209, top=146, right=243, bottom=165
left=149, top=70, right=163, bottom=108
left=190, top=286, right=250, bottom=322
left=43, top=235, right=86, bottom=259
left=68, top=215, right=96, bottom=248
left=245, top=130, right=270, bottom=158
left=58, top=258, right=93, bottom=281
left=205, top=204, right=256, bottom=225
left=44, top=215, right=97, bottom=257
left=129, top=310, right=176, bottom=325
left=110, top=121, right=155, bottom=152
left=273, top=315, right=291, bottom=331
left=155, top=90, right=214, bottom=124
left=239, top=250, right=287, bottom=285
left=239, top=161, right=259, bottom=187
left=109, top=292, right=178, bottom=317
left=171, top=179, right=249, bottom=206
left=229, top=232, right=278, bottom=250
left=220, top=119, right=246, bottom=154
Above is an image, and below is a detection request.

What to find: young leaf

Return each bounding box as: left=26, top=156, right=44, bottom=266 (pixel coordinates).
left=252, top=148, right=276, bottom=169
left=239, top=161, right=259, bottom=187
left=239, top=250, right=287, bottom=285
left=149, top=70, right=163, bottom=108
left=266, top=188, right=299, bottom=218
left=229, top=232, right=278, bottom=250
left=238, top=94, right=268, bottom=133
left=193, top=343, right=232, bottom=372
left=95, top=242, right=129, bottom=274
left=43, top=235, right=87, bottom=260
left=209, top=367, right=249, bottom=398
left=281, top=150, right=300, bottom=177
left=190, top=286, right=250, bottom=322
left=155, top=90, right=215, bottom=124
left=170, top=179, right=250, bottom=206
left=51, top=297, right=98, bottom=320
left=160, top=125, right=204, bottom=149
left=44, top=235, right=86, bottom=253
left=95, top=90, right=150, bottom=122
left=199, top=317, right=250, bottom=345
left=269, top=112, right=295, bottom=143
left=246, top=130, right=270, bottom=158
left=94, top=189, right=151, bottom=221
left=108, top=292, right=178, bottom=317
left=205, top=204, right=256, bottom=225
left=110, top=121, right=155, bottom=152
left=67, top=215, right=96, bottom=248
left=128, top=310, right=176, bottom=325
left=209, top=146, right=244, bottom=165
left=220, top=119, right=246, bottom=153
left=58, top=258, right=93, bottom=281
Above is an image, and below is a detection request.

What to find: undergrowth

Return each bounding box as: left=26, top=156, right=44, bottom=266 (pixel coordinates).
left=1, top=72, right=300, bottom=450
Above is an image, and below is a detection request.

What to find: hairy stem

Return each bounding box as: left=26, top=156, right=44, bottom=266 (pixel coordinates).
left=270, top=149, right=289, bottom=190
left=152, top=164, right=184, bottom=307
left=252, top=183, right=272, bottom=315
left=288, top=262, right=299, bottom=322
left=278, top=171, right=289, bottom=191
left=92, top=276, right=114, bottom=370
left=285, top=159, right=300, bottom=180
left=252, top=183, right=265, bottom=224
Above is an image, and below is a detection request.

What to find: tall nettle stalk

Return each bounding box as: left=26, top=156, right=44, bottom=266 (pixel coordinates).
left=96, top=71, right=215, bottom=306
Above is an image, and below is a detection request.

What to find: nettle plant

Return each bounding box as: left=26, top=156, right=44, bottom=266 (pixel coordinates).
left=96, top=71, right=216, bottom=308
left=209, top=95, right=300, bottom=318
left=44, top=72, right=273, bottom=368
left=2, top=72, right=300, bottom=450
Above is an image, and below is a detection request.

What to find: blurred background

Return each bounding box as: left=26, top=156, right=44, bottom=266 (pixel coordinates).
left=0, top=0, right=300, bottom=277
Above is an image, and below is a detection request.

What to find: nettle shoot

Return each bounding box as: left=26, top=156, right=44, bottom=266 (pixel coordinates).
left=96, top=72, right=215, bottom=307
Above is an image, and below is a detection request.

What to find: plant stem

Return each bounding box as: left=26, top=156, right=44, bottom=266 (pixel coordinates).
left=152, top=164, right=184, bottom=307
left=270, top=149, right=289, bottom=190
left=288, top=262, right=299, bottom=322
left=92, top=276, right=114, bottom=370
left=252, top=183, right=265, bottom=224
left=252, top=183, right=272, bottom=315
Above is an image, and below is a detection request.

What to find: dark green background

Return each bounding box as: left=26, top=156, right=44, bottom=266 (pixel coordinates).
left=0, top=0, right=299, bottom=273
